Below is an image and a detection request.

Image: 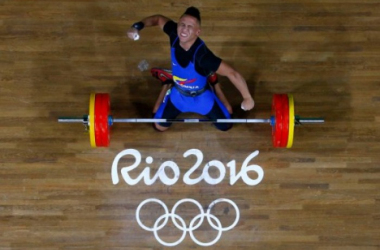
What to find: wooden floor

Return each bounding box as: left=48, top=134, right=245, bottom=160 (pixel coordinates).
left=1, top=0, right=379, bottom=249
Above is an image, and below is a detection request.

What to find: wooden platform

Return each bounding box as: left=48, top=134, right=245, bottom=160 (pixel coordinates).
left=1, top=1, right=379, bottom=249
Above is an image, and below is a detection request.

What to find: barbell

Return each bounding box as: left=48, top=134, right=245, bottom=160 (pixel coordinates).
left=58, top=93, right=324, bottom=148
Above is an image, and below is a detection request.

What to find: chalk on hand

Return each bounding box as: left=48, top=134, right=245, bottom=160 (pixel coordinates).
left=133, top=33, right=140, bottom=41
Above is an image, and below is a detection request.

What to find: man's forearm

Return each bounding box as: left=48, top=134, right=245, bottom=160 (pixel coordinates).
left=227, top=71, right=252, bottom=99
left=217, top=62, right=252, bottom=99
left=137, top=15, right=170, bottom=30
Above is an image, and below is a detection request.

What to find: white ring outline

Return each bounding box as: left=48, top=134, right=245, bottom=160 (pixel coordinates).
left=153, top=213, right=187, bottom=246
left=206, top=198, right=240, bottom=231
left=135, top=198, right=169, bottom=231
left=135, top=198, right=240, bottom=246
left=171, top=198, right=205, bottom=231
left=189, top=213, right=223, bottom=246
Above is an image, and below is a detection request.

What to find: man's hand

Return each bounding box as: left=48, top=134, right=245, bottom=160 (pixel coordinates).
left=241, top=97, right=255, bottom=111
left=127, top=28, right=140, bottom=40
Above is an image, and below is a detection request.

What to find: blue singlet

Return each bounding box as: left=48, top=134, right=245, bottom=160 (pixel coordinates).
left=155, top=36, right=230, bottom=120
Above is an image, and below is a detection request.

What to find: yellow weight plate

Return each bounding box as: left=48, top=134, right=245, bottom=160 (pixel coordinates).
left=89, top=93, right=96, bottom=147
left=286, top=94, right=295, bottom=148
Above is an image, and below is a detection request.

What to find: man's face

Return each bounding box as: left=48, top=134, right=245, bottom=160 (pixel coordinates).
left=177, top=15, right=201, bottom=46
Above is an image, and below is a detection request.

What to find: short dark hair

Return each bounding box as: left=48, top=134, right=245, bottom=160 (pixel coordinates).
left=182, top=6, right=201, bottom=24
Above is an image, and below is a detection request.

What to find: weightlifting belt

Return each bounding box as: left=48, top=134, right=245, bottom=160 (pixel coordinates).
left=174, top=84, right=209, bottom=97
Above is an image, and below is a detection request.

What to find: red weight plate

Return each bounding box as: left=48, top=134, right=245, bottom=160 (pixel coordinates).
left=272, top=94, right=283, bottom=147
left=274, top=95, right=284, bottom=147
left=100, top=93, right=110, bottom=147
left=271, top=95, right=277, bottom=147
left=94, top=93, right=110, bottom=147
left=103, top=93, right=111, bottom=146
left=279, top=94, right=289, bottom=148
left=94, top=94, right=106, bottom=147
left=271, top=96, right=275, bottom=146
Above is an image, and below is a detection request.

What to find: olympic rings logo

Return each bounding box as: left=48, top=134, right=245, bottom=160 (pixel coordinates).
left=136, top=198, right=240, bottom=247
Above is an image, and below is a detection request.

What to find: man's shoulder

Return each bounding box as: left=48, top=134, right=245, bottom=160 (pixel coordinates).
left=194, top=39, right=212, bottom=57
left=194, top=39, right=222, bottom=74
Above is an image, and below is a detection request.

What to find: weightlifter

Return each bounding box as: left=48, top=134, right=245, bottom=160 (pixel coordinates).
left=127, top=7, right=254, bottom=131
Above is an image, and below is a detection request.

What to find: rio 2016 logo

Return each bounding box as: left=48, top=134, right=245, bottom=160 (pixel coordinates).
left=111, top=149, right=263, bottom=186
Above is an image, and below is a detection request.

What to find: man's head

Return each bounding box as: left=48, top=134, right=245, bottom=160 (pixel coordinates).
left=177, top=7, right=201, bottom=49
left=182, top=6, right=201, bottom=24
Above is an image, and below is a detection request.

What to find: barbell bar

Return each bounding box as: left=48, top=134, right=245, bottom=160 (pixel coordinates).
left=57, top=93, right=325, bottom=148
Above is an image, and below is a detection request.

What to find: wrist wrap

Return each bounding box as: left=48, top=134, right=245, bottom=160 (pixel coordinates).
left=132, top=21, right=144, bottom=31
